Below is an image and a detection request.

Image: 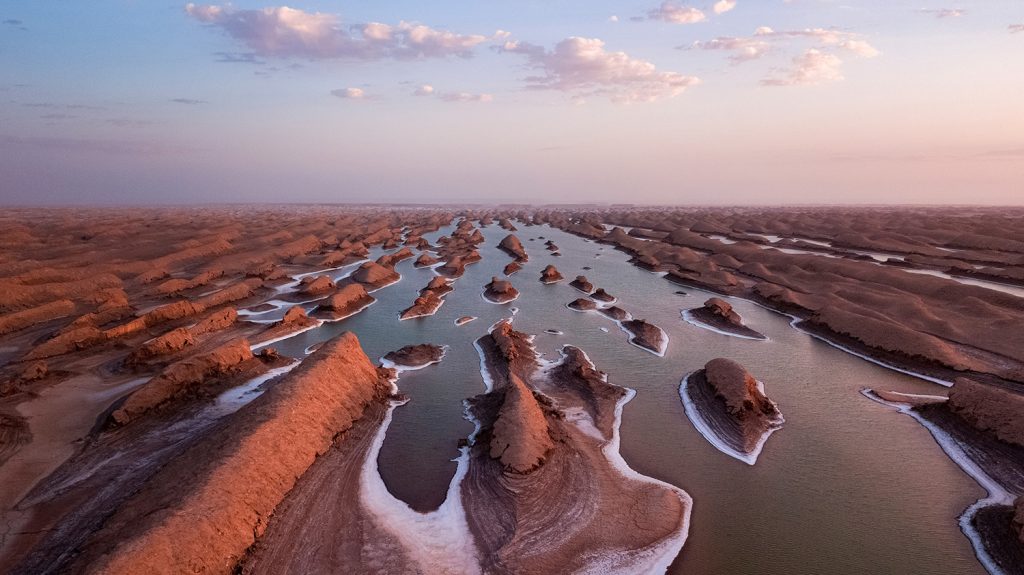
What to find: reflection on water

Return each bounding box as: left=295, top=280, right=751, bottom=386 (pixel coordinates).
left=267, top=223, right=989, bottom=575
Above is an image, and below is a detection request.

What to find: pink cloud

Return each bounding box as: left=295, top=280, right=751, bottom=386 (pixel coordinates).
left=184, top=4, right=496, bottom=60
left=647, top=2, right=706, bottom=24
left=761, top=49, right=843, bottom=86
left=1010, top=24, right=1024, bottom=34
left=501, top=37, right=699, bottom=103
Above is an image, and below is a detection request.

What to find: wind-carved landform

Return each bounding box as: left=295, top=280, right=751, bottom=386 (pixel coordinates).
left=681, top=358, right=784, bottom=464
left=0, top=206, right=1022, bottom=574
left=464, top=319, right=691, bottom=572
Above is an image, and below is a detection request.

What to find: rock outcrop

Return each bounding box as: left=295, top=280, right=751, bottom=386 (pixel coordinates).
left=569, top=276, right=593, bottom=293
left=317, top=283, right=375, bottom=318
left=498, top=234, right=529, bottom=262
left=540, top=265, right=563, bottom=284
left=74, top=332, right=390, bottom=575
left=686, top=297, right=766, bottom=340
left=383, top=343, right=445, bottom=368
left=484, top=277, right=519, bottom=304
left=351, top=262, right=400, bottom=290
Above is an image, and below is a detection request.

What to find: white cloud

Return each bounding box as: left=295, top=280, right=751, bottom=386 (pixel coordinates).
left=331, top=87, right=369, bottom=99
left=438, top=92, right=493, bottom=103
left=713, top=0, right=737, bottom=15
left=184, top=4, right=498, bottom=60
left=688, top=36, right=771, bottom=63
left=692, top=26, right=878, bottom=83
left=501, top=37, right=699, bottom=103
left=647, top=2, right=707, bottom=24
left=761, top=49, right=843, bottom=86
left=412, top=84, right=491, bottom=102
left=919, top=8, right=966, bottom=19
left=609, top=15, right=620, bottom=23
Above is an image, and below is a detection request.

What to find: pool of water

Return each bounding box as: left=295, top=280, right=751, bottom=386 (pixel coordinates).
left=266, top=223, right=989, bottom=575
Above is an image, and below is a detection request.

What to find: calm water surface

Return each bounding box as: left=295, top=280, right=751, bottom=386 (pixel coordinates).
left=269, top=223, right=988, bottom=575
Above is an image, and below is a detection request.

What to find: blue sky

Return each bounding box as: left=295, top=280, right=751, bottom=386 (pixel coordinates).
left=1, top=1, right=1022, bottom=205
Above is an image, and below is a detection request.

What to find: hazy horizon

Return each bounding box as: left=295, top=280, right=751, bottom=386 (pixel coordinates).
left=2, top=1, right=1022, bottom=205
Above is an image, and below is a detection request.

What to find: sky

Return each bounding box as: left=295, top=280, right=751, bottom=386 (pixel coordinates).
left=0, top=1, right=1022, bottom=205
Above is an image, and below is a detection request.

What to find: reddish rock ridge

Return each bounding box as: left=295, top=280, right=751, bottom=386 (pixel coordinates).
left=456, top=316, right=477, bottom=326
left=600, top=306, right=630, bottom=322
left=568, top=298, right=597, bottom=311
left=413, top=253, right=439, bottom=268
left=110, top=339, right=259, bottom=426
left=484, top=277, right=519, bottom=304
left=498, top=234, right=529, bottom=262
left=400, top=291, right=443, bottom=320
left=591, top=288, right=615, bottom=303
left=687, top=297, right=766, bottom=340
left=376, top=247, right=414, bottom=268
left=947, top=378, right=1024, bottom=448
left=298, top=275, right=335, bottom=296
left=382, top=343, right=445, bottom=368
left=489, top=372, right=555, bottom=473
left=540, top=265, right=563, bottom=284
left=350, top=261, right=400, bottom=290
left=686, top=358, right=784, bottom=457
left=621, top=319, right=667, bottom=355
left=315, top=283, right=375, bottom=318
left=0, top=299, right=76, bottom=336
left=72, top=332, right=391, bottom=575
left=569, top=275, right=593, bottom=293
left=548, top=346, right=626, bottom=438
left=503, top=261, right=522, bottom=276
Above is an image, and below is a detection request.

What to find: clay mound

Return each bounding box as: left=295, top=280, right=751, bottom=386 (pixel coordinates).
left=591, top=288, right=615, bottom=303
left=72, top=332, right=390, bottom=575
left=383, top=343, right=445, bottom=367
left=456, top=316, right=477, bottom=326
left=549, top=346, right=626, bottom=437
left=485, top=277, right=520, bottom=304
left=0, top=299, right=76, bottom=336
left=489, top=372, right=554, bottom=474
left=569, top=276, right=593, bottom=293
left=948, top=378, right=1024, bottom=448
left=281, top=306, right=316, bottom=327
left=600, top=306, right=630, bottom=322
left=704, top=358, right=779, bottom=418
left=422, top=276, right=453, bottom=296
left=377, top=247, right=414, bottom=268
left=688, top=298, right=766, bottom=339
left=490, top=320, right=539, bottom=376
left=110, top=339, right=255, bottom=426
left=400, top=291, right=443, bottom=320
left=298, top=275, right=335, bottom=296
left=25, top=325, right=107, bottom=361
left=438, top=257, right=466, bottom=278
left=192, top=308, right=237, bottom=335
left=503, top=261, right=522, bottom=276
left=414, top=253, right=440, bottom=268
left=318, top=283, right=375, bottom=316
left=130, top=327, right=195, bottom=362
left=568, top=298, right=597, bottom=311
left=351, top=261, right=400, bottom=290
left=498, top=234, right=529, bottom=262
left=540, top=265, right=564, bottom=284
left=621, top=319, right=667, bottom=355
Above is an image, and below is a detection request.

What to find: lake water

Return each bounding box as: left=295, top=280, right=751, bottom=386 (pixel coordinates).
left=267, top=222, right=989, bottom=575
